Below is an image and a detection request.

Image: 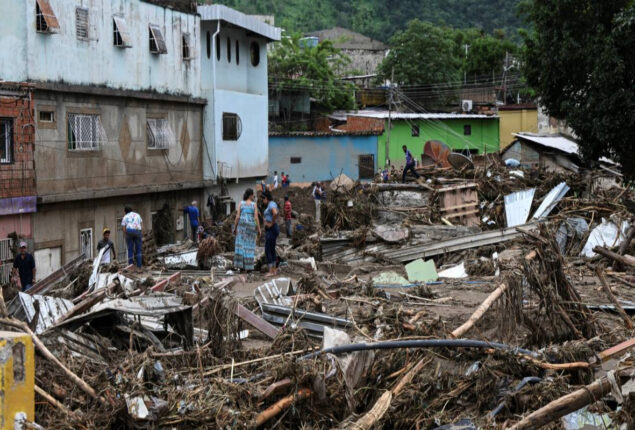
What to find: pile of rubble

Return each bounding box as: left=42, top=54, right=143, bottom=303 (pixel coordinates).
left=1, top=155, right=634, bottom=429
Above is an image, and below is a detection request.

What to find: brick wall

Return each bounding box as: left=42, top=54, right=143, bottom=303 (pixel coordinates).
left=338, top=116, right=385, bottom=133
left=0, top=88, right=36, bottom=199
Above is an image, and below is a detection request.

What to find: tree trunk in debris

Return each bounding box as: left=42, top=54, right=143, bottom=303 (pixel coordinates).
left=510, top=367, right=635, bottom=430
left=593, top=246, right=635, bottom=268
left=254, top=387, right=312, bottom=427
left=451, top=283, right=508, bottom=338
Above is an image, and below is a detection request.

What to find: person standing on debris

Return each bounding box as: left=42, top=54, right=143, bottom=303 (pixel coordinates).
left=273, top=171, right=279, bottom=190
left=183, top=201, right=201, bottom=243
left=312, top=182, right=323, bottom=224
left=12, top=241, right=35, bottom=291
left=122, top=206, right=143, bottom=268
left=97, top=228, right=116, bottom=265
left=233, top=188, right=261, bottom=272
left=281, top=172, right=289, bottom=188
left=262, top=191, right=279, bottom=277
left=284, top=195, right=292, bottom=237
left=402, top=145, right=420, bottom=183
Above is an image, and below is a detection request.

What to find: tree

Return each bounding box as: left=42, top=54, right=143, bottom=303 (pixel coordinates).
left=522, top=0, right=635, bottom=178
left=268, top=33, right=356, bottom=113
left=377, top=20, right=461, bottom=85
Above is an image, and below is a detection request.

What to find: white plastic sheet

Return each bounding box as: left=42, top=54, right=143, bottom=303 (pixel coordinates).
left=580, top=218, right=630, bottom=258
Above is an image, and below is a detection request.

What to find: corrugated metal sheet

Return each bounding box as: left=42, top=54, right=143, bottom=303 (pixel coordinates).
left=8, top=292, right=74, bottom=334
left=532, top=182, right=570, bottom=220
left=198, top=5, right=281, bottom=41
left=513, top=133, right=578, bottom=155
left=504, top=189, right=535, bottom=227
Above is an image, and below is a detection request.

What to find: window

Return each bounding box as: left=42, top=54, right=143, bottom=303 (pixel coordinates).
left=115, top=217, right=127, bottom=263
left=290, top=157, right=302, bottom=164
left=411, top=125, right=420, bottom=137
left=216, top=34, right=221, bottom=61
left=227, top=37, right=231, bottom=62
left=0, top=118, right=13, bottom=164
left=147, top=118, right=174, bottom=149
left=464, top=125, right=472, bottom=136
left=35, top=0, right=59, bottom=33
left=235, top=40, right=240, bottom=64
left=182, top=33, right=191, bottom=60
left=80, top=228, right=93, bottom=259
left=67, top=113, right=106, bottom=151
left=149, top=24, right=167, bottom=54
left=206, top=32, right=211, bottom=59
left=39, top=110, right=54, bottom=123
left=113, top=16, right=132, bottom=48
left=222, top=113, right=242, bottom=141
left=358, top=154, right=375, bottom=179
left=250, top=42, right=260, bottom=66
left=75, top=7, right=89, bottom=40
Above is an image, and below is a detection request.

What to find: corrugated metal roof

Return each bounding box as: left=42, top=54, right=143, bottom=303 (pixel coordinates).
left=198, top=5, right=281, bottom=41
left=269, top=130, right=382, bottom=137
left=348, top=111, right=498, bottom=120
left=513, top=133, right=579, bottom=155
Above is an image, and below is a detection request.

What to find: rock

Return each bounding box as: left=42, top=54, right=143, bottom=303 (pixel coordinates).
left=330, top=173, right=355, bottom=192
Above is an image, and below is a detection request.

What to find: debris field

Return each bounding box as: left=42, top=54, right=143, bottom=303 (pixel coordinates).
left=1, top=153, right=634, bottom=429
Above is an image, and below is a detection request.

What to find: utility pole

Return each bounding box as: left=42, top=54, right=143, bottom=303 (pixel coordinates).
left=385, top=67, right=394, bottom=168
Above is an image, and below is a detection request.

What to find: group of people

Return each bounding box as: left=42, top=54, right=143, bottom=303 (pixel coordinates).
left=233, top=188, right=289, bottom=277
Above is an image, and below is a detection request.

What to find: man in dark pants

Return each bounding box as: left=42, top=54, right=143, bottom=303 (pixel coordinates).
left=402, top=145, right=420, bottom=183
left=12, top=241, right=35, bottom=291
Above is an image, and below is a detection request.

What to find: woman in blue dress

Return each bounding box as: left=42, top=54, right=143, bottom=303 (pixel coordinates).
left=232, top=189, right=261, bottom=271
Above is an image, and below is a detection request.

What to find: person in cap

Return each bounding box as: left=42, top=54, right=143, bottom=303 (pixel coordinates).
left=97, top=227, right=116, bottom=265
left=183, top=201, right=201, bottom=242
left=12, top=241, right=35, bottom=291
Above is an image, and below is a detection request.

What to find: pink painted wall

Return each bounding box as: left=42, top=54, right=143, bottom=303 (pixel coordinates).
left=0, top=214, right=32, bottom=238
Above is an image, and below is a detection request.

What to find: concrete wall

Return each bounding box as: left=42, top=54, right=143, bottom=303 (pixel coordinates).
left=269, top=135, right=379, bottom=183
left=0, top=215, right=32, bottom=240
left=377, top=118, right=500, bottom=168
left=34, top=91, right=203, bottom=198
left=200, top=20, right=269, bottom=181
left=33, top=189, right=203, bottom=265
left=0, top=0, right=200, bottom=96
left=499, top=108, right=538, bottom=149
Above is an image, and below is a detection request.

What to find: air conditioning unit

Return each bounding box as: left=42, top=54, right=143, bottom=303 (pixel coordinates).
left=461, top=100, right=473, bottom=112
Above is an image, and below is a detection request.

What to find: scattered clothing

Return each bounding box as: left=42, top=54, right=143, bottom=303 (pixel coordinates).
left=13, top=253, right=35, bottom=291
left=265, top=223, right=280, bottom=269
left=97, top=239, right=115, bottom=265
left=234, top=200, right=257, bottom=271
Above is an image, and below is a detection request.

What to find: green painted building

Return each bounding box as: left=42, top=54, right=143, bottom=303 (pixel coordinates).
left=350, top=113, right=500, bottom=167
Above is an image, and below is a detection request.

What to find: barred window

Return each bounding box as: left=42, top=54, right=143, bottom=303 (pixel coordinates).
left=222, top=113, right=242, bottom=141
left=147, top=118, right=174, bottom=149
left=1, top=118, right=14, bottom=164
left=75, top=7, right=89, bottom=40
left=67, top=114, right=106, bottom=151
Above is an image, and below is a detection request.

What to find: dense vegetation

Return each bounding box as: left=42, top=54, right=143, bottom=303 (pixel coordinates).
left=205, top=0, right=524, bottom=42
left=522, top=0, right=635, bottom=178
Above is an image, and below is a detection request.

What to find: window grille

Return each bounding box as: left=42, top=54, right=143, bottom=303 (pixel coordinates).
left=67, top=114, right=106, bottom=151
left=80, top=228, right=93, bottom=260
left=0, top=263, right=11, bottom=284
left=113, top=16, right=132, bottom=48
left=149, top=24, right=167, bottom=54
left=222, top=113, right=242, bottom=141
left=0, top=238, right=12, bottom=261
left=75, top=7, right=89, bottom=40
left=147, top=118, right=174, bottom=149
left=1, top=118, right=13, bottom=164
left=358, top=154, right=375, bottom=179
left=36, top=0, right=59, bottom=33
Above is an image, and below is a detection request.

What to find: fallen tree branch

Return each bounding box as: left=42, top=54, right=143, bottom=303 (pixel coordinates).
left=593, top=246, right=635, bottom=268
left=510, top=366, right=635, bottom=430
left=595, top=266, right=633, bottom=329
left=450, top=283, right=508, bottom=338
left=35, top=384, right=78, bottom=419
left=254, top=387, right=312, bottom=427
left=0, top=318, right=105, bottom=404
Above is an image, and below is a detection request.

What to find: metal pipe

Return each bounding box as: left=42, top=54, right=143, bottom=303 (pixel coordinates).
left=300, top=339, right=538, bottom=360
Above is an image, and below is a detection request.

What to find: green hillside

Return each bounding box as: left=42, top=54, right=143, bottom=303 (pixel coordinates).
left=205, top=0, right=525, bottom=41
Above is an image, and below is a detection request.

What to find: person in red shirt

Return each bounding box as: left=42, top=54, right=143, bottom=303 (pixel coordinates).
left=283, top=195, right=292, bottom=237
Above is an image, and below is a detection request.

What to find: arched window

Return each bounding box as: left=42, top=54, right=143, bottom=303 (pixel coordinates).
left=227, top=37, right=231, bottom=62
left=206, top=31, right=210, bottom=59
left=235, top=40, right=240, bottom=65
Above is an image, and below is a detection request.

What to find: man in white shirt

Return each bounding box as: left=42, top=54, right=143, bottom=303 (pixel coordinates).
left=273, top=171, right=279, bottom=189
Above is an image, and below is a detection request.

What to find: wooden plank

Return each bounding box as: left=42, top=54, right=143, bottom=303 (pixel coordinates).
left=235, top=304, right=279, bottom=339
left=439, top=202, right=479, bottom=212
left=443, top=209, right=480, bottom=219
left=151, top=272, right=181, bottom=292
left=597, top=337, right=635, bottom=362
left=437, top=183, right=478, bottom=193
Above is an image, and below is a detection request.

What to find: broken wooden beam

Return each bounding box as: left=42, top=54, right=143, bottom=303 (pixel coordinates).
left=151, top=271, right=181, bottom=292
left=593, top=246, right=635, bottom=268
left=597, top=337, right=635, bottom=362
left=254, top=387, right=312, bottom=427
left=450, top=283, right=508, bottom=338
left=234, top=304, right=279, bottom=339
left=510, top=366, right=635, bottom=430
left=595, top=266, right=633, bottom=329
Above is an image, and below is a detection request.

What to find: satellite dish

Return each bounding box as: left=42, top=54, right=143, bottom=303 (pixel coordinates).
left=448, top=152, right=474, bottom=170
left=423, top=140, right=451, bottom=168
